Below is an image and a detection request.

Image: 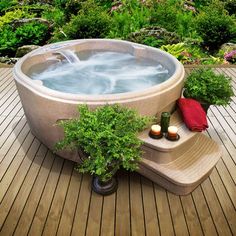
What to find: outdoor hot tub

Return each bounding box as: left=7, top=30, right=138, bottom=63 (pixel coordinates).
left=14, top=39, right=185, bottom=162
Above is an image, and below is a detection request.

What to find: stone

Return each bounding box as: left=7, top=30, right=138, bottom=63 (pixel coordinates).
left=11, top=18, right=51, bottom=29
left=16, top=45, right=41, bottom=58
left=126, top=26, right=180, bottom=47
left=220, top=43, right=236, bottom=53
left=0, top=57, right=18, bottom=65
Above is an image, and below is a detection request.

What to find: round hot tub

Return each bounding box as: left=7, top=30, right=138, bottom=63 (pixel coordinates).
left=14, top=39, right=185, bottom=162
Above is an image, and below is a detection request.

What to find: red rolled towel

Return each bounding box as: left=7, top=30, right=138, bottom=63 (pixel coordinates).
left=177, top=98, right=208, bottom=132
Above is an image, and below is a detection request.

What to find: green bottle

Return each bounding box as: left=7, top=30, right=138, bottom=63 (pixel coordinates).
left=160, top=112, right=170, bottom=133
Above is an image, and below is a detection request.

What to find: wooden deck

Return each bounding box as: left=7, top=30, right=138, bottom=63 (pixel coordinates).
left=0, top=67, right=235, bottom=236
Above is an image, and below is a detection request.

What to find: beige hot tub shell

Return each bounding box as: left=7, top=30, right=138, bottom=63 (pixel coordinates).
left=14, top=39, right=185, bottom=162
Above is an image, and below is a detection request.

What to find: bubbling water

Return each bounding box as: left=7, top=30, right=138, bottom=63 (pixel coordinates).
left=30, top=51, right=170, bottom=95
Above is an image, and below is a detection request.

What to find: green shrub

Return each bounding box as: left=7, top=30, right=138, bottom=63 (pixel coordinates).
left=52, top=0, right=83, bottom=19
left=0, top=0, right=17, bottom=13
left=0, top=22, right=50, bottom=57
left=108, top=0, right=151, bottom=39
left=223, top=0, right=236, bottom=15
left=195, top=3, right=236, bottom=50
left=55, top=104, right=151, bottom=182
left=53, top=0, right=111, bottom=41
left=0, top=25, right=18, bottom=56
left=42, top=7, right=65, bottom=27
left=184, top=68, right=234, bottom=105
left=15, top=21, right=50, bottom=46
left=149, top=0, right=195, bottom=38
left=0, top=9, right=35, bottom=28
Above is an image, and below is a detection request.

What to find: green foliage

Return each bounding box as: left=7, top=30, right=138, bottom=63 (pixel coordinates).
left=149, top=0, right=195, bottom=38
left=0, top=25, right=18, bottom=56
left=0, top=9, right=35, bottom=28
left=161, top=43, right=187, bottom=61
left=195, top=3, right=236, bottom=50
left=223, top=0, right=236, bottom=15
left=52, top=0, right=82, bottom=18
left=0, top=0, right=17, bottom=13
left=15, top=21, right=50, bottom=45
left=53, top=0, right=112, bottom=41
left=184, top=68, right=234, bottom=105
left=0, top=22, right=50, bottom=56
left=108, top=0, right=151, bottom=39
left=42, top=7, right=65, bottom=27
left=55, top=104, right=151, bottom=182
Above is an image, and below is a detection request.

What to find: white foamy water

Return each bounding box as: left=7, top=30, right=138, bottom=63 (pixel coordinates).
left=29, top=51, right=170, bottom=95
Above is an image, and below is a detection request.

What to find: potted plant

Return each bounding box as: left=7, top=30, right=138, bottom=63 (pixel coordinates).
left=55, top=104, right=151, bottom=195
left=183, top=68, right=234, bottom=112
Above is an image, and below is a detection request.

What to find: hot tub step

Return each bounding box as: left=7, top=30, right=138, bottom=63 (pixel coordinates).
left=139, top=110, right=197, bottom=154
left=138, top=133, right=221, bottom=195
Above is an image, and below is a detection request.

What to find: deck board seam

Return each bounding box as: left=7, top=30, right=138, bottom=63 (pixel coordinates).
left=69, top=174, right=84, bottom=236
left=26, top=153, right=56, bottom=235
left=55, top=162, right=75, bottom=236
left=11, top=144, right=48, bottom=235
left=41, top=159, right=66, bottom=235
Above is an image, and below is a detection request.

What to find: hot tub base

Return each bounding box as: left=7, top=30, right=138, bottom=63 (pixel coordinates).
left=137, top=111, right=221, bottom=195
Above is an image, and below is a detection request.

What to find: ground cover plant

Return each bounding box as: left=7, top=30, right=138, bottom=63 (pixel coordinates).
left=0, top=0, right=235, bottom=64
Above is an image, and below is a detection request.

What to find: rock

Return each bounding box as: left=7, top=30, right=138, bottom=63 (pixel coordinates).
left=126, top=26, right=180, bottom=47
left=16, top=45, right=41, bottom=58
left=0, top=57, right=18, bottom=65
left=220, top=43, right=236, bottom=53
left=11, top=18, right=51, bottom=29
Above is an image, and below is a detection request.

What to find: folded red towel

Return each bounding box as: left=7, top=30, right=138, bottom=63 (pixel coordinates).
left=177, top=98, right=208, bottom=132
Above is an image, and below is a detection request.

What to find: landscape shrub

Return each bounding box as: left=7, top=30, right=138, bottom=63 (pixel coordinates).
left=108, top=0, right=151, bottom=39
left=149, top=0, right=195, bottom=38
left=52, top=0, right=112, bottom=41
left=222, top=0, right=236, bottom=15
left=42, top=7, right=65, bottom=27
left=195, top=3, right=236, bottom=50
left=0, top=0, right=17, bottom=13
left=0, top=21, right=50, bottom=57
left=0, top=9, right=35, bottom=28
left=52, top=0, right=83, bottom=19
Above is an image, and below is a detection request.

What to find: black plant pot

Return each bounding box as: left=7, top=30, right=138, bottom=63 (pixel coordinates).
left=200, top=102, right=210, bottom=114
left=92, top=176, right=118, bottom=195
left=183, top=90, right=210, bottom=114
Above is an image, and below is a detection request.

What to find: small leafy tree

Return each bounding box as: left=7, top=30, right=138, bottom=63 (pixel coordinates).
left=55, top=104, right=151, bottom=182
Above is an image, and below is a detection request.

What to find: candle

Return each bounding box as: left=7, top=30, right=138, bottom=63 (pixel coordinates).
left=160, top=112, right=170, bottom=133
left=151, top=124, right=161, bottom=136
left=168, top=126, right=178, bottom=138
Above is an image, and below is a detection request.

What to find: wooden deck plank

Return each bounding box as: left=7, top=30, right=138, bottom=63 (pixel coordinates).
left=42, top=160, right=74, bottom=236
left=70, top=175, right=92, bottom=236
left=129, top=172, right=146, bottom=236
left=27, top=157, right=64, bottom=236
left=201, top=178, right=233, bottom=235
left=192, top=187, right=218, bottom=235
left=0, top=138, right=41, bottom=228
left=180, top=194, right=203, bottom=236
left=0, top=144, right=47, bottom=235
left=85, top=191, right=103, bottom=236
left=154, top=185, right=175, bottom=236
left=0, top=67, right=236, bottom=236
left=167, top=193, right=189, bottom=236
left=210, top=168, right=236, bottom=235
left=57, top=169, right=82, bottom=236
left=100, top=192, right=116, bottom=236
left=141, top=177, right=160, bottom=236
left=13, top=151, right=55, bottom=236
left=115, top=171, right=131, bottom=236
left=207, top=116, right=236, bottom=183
